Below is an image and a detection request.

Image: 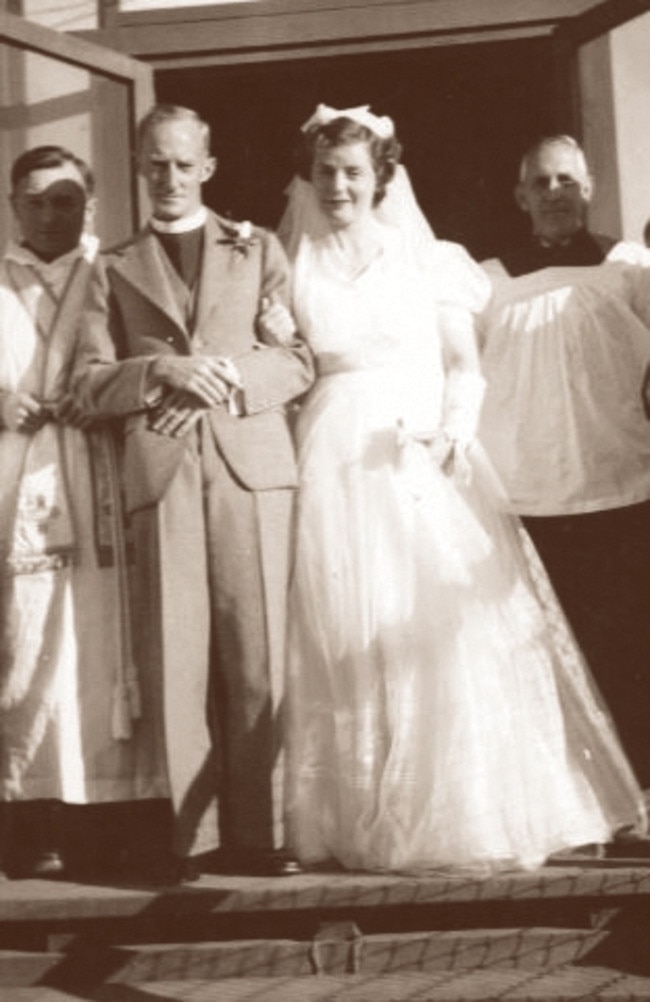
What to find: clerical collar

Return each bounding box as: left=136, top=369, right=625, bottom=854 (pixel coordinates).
left=535, top=230, right=581, bottom=250
left=150, top=206, right=208, bottom=235
left=499, top=227, right=610, bottom=277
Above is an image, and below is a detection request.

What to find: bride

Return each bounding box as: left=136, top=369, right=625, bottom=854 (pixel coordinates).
left=276, top=103, right=645, bottom=873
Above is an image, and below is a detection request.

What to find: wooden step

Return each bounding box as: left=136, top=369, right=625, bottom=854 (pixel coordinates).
left=5, top=966, right=650, bottom=1001
left=3, top=864, right=650, bottom=996
left=2, top=863, right=650, bottom=925
left=0, top=925, right=610, bottom=985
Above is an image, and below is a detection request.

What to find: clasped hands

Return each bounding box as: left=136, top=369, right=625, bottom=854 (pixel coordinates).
left=1, top=390, right=94, bottom=433
left=148, top=355, right=243, bottom=438
left=147, top=295, right=296, bottom=439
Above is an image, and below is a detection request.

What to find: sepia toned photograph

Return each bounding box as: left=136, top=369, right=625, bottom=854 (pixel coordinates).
left=2, top=1, right=650, bottom=999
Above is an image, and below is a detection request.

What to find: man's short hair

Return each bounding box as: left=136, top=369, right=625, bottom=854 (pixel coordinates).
left=10, top=145, right=95, bottom=195
left=137, top=104, right=211, bottom=154
left=518, top=135, right=590, bottom=184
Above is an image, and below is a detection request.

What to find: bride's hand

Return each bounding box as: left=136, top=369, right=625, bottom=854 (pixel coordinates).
left=429, top=433, right=474, bottom=484
left=428, top=431, right=455, bottom=474
left=257, top=296, right=297, bottom=347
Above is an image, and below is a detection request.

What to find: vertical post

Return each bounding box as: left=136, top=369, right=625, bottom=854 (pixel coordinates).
left=129, top=62, right=156, bottom=229
left=97, top=0, right=119, bottom=31
left=577, top=32, right=622, bottom=238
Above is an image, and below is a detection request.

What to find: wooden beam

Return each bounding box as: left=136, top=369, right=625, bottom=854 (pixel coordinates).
left=110, top=0, right=597, bottom=31
left=77, top=0, right=570, bottom=61
left=75, top=0, right=650, bottom=79
left=78, top=0, right=650, bottom=67
left=146, top=25, right=554, bottom=71
left=0, top=8, right=146, bottom=78
left=558, top=0, right=650, bottom=45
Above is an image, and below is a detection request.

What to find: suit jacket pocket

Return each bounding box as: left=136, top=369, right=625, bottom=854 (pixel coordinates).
left=122, top=417, right=187, bottom=512
left=208, top=409, right=299, bottom=491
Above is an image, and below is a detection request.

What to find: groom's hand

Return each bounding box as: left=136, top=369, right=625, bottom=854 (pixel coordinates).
left=148, top=389, right=206, bottom=438
left=51, top=393, right=97, bottom=429
left=151, top=355, right=240, bottom=408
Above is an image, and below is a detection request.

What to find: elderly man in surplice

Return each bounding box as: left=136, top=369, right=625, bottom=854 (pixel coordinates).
left=74, top=104, right=314, bottom=878
left=479, top=135, right=650, bottom=798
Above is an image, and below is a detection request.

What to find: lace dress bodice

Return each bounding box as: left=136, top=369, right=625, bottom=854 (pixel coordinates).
left=292, top=227, right=487, bottom=434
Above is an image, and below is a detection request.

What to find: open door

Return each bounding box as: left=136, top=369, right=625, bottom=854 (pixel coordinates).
left=0, top=9, right=154, bottom=248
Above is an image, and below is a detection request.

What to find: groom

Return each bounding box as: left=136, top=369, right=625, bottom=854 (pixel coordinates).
left=74, top=104, right=314, bottom=877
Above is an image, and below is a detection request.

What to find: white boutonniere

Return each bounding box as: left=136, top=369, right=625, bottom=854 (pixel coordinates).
left=220, top=220, right=257, bottom=259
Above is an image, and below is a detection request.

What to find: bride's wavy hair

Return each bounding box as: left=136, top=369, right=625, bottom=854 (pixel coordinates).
left=296, top=118, right=402, bottom=206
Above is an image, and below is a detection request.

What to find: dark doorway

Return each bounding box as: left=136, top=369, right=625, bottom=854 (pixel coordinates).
left=157, top=37, right=569, bottom=260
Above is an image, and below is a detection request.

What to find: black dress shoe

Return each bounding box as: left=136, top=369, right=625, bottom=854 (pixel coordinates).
left=216, top=848, right=303, bottom=877
left=168, top=856, right=202, bottom=884
left=21, top=849, right=67, bottom=880
left=606, top=828, right=650, bottom=859
left=5, top=801, right=68, bottom=879
left=260, top=850, right=303, bottom=877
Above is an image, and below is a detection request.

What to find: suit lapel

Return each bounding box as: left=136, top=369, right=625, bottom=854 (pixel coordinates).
left=114, top=228, right=188, bottom=336
left=193, top=213, right=235, bottom=337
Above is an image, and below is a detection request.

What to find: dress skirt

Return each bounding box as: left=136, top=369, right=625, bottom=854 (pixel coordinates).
left=286, top=365, right=644, bottom=873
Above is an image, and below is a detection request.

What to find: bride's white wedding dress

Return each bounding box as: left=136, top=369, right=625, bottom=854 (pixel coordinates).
left=285, top=213, right=644, bottom=874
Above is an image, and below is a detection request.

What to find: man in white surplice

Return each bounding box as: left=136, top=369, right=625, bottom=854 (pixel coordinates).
left=0, top=147, right=166, bottom=879
left=479, top=135, right=650, bottom=793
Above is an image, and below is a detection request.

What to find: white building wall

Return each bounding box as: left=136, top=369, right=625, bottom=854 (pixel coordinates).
left=19, top=0, right=98, bottom=31
left=12, top=0, right=252, bottom=30
left=580, top=11, right=650, bottom=243
left=609, top=12, right=650, bottom=243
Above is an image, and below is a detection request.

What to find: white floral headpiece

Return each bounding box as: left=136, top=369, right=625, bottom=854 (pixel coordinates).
left=301, top=104, right=394, bottom=141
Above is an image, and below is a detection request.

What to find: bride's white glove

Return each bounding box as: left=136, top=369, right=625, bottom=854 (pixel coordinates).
left=438, top=370, right=486, bottom=482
